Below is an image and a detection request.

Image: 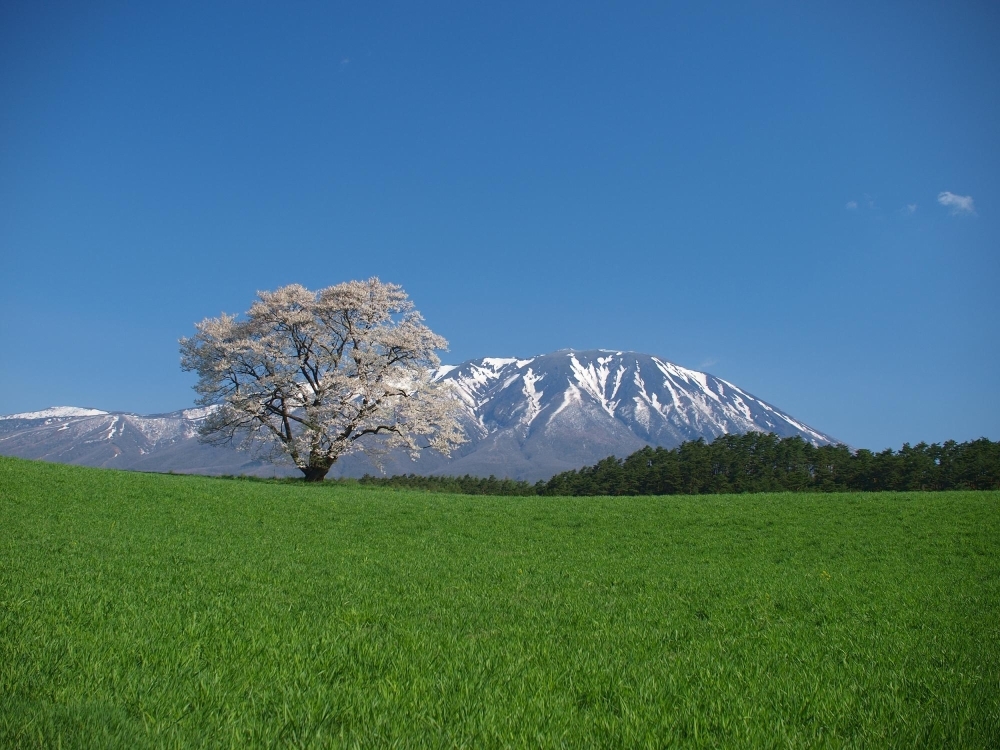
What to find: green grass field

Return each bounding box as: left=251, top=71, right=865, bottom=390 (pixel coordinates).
left=1, top=456, right=998, bottom=748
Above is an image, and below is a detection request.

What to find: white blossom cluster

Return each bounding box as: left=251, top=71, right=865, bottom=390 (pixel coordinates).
left=180, top=279, right=466, bottom=480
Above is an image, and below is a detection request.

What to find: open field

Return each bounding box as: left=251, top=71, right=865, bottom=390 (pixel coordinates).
left=1, top=457, right=998, bottom=747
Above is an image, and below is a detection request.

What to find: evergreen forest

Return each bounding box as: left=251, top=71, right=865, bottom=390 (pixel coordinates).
left=357, top=433, right=1000, bottom=496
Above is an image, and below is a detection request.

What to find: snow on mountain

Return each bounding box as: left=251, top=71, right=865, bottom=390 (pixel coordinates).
left=0, top=350, right=834, bottom=480
left=0, top=405, right=282, bottom=476
left=0, top=406, right=109, bottom=420
left=345, top=349, right=835, bottom=479
left=434, top=350, right=831, bottom=446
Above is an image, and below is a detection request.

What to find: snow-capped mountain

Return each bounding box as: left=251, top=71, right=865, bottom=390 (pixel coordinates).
left=380, top=350, right=833, bottom=479
left=0, top=350, right=834, bottom=480
left=439, top=350, right=829, bottom=445
left=0, top=406, right=286, bottom=476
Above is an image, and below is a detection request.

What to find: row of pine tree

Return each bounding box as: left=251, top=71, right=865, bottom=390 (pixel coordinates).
left=356, top=433, right=1000, bottom=496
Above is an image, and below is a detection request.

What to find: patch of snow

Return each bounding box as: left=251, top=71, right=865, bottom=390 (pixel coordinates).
left=632, top=369, right=670, bottom=422
left=609, top=365, right=626, bottom=402
left=481, top=357, right=518, bottom=370
left=651, top=357, right=720, bottom=402
left=520, top=368, right=545, bottom=426
left=569, top=354, right=619, bottom=417
left=1, top=406, right=108, bottom=420
left=649, top=391, right=671, bottom=421
left=549, top=383, right=582, bottom=422
left=729, top=393, right=753, bottom=421
left=655, top=371, right=682, bottom=416
left=181, top=406, right=218, bottom=420
left=632, top=397, right=651, bottom=431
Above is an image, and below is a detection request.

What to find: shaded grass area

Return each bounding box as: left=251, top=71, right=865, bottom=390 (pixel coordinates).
left=1, top=456, right=998, bottom=747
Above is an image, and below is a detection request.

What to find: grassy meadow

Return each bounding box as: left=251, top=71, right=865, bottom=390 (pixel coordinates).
left=1, top=456, right=998, bottom=748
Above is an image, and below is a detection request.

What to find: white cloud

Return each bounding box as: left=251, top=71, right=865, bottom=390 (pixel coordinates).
left=937, top=191, right=976, bottom=216
left=845, top=200, right=858, bottom=210
left=904, top=204, right=917, bottom=214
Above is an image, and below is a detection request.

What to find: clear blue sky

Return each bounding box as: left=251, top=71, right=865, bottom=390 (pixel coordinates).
left=2, top=1, right=997, bottom=450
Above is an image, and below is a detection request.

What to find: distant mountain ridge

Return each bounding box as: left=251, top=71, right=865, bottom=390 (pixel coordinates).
left=438, top=350, right=829, bottom=443
left=0, top=350, right=834, bottom=480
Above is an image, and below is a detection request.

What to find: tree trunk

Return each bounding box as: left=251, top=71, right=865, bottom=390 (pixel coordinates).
left=301, top=465, right=331, bottom=482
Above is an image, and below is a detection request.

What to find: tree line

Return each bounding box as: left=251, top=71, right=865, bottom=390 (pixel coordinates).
left=356, top=433, right=1000, bottom=496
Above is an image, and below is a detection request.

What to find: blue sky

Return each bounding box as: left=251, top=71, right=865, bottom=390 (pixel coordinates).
left=1, top=0, right=997, bottom=450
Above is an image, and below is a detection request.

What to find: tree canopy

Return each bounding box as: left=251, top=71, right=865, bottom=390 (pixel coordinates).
left=180, top=279, right=465, bottom=481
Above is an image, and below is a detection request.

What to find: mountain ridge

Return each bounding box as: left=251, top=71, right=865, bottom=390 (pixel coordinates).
left=0, top=350, right=834, bottom=480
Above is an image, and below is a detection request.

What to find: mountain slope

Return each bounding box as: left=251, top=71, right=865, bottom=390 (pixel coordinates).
left=0, top=407, right=287, bottom=476
left=346, top=350, right=832, bottom=479
left=0, top=350, right=834, bottom=480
